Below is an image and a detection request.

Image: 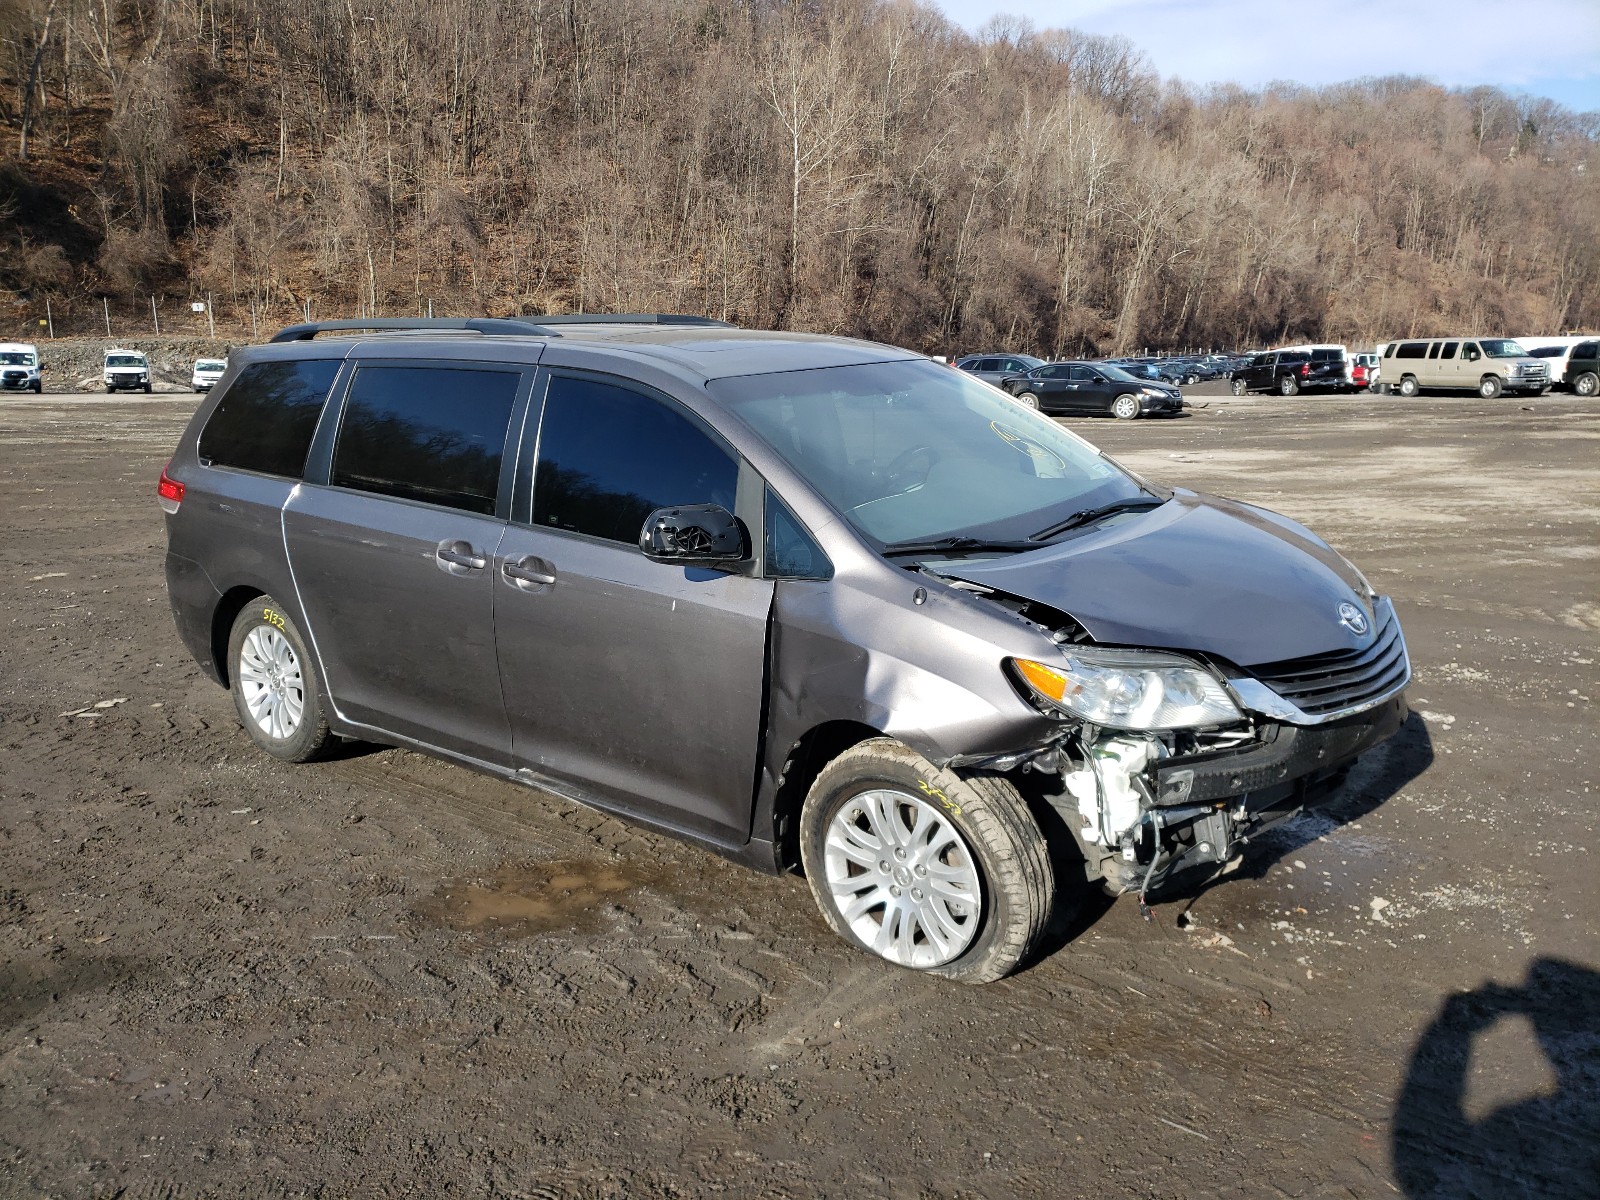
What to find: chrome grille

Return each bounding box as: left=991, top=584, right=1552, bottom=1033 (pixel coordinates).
left=1246, top=605, right=1409, bottom=717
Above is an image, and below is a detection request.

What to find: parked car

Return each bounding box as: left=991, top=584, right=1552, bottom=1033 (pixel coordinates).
left=1000, top=361, right=1183, bottom=418
left=1106, top=361, right=1180, bottom=388
left=160, top=314, right=1409, bottom=983
left=955, top=353, right=1045, bottom=388
left=1380, top=338, right=1550, bottom=398
left=1228, top=350, right=1346, bottom=395
left=105, top=348, right=152, bottom=393
left=0, top=342, right=43, bottom=394
left=1562, top=339, right=1599, bottom=397
left=1351, top=353, right=1381, bottom=392
left=192, top=358, right=227, bottom=392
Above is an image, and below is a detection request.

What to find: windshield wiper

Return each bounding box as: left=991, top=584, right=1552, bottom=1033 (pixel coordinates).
left=880, top=535, right=1040, bottom=559
left=1029, top=496, right=1164, bottom=540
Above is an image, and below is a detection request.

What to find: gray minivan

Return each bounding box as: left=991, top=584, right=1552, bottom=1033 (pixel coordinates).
left=161, top=316, right=1410, bottom=982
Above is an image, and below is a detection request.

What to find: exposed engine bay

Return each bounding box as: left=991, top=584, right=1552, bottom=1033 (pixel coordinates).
left=952, top=582, right=1410, bottom=909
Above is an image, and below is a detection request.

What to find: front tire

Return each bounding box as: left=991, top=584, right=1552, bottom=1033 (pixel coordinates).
left=1230, top=378, right=1247, bottom=396
left=226, top=596, right=332, bottom=763
left=1574, top=371, right=1599, bottom=397
left=1111, top=394, right=1140, bottom=420
left=799, top=739, right=1052, bottom=984
left=1479, top=375, right=1502, bottom=399
left=143, top=382, right=153, bottom=394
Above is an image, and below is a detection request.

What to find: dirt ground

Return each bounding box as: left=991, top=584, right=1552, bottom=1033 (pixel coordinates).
left=2, top=385, right=1597, bottom=1199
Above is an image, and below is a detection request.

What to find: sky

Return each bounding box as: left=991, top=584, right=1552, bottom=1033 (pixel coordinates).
left=935, top=0, right=1600, bottom=114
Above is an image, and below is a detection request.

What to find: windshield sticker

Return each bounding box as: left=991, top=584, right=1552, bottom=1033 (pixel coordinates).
left=989, top=421, right=1067, bottom=470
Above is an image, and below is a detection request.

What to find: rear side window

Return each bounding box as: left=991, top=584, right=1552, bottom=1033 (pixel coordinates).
left=1574, top=342, right=1598, bottom=358
left=1396, top=343, right=1426, bottom=359
left=198, top=359, right=340, bottom=478
left=533, top=375, right=738, bottom=544
left=330, top=365, right=521, bottom=515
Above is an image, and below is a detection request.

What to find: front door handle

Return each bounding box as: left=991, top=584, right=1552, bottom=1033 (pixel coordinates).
left=435, top=539, right=488, bottom=574
left=503, top=555, right=557, bottom=588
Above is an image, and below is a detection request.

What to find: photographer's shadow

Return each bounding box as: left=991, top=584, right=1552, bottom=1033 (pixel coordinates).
left=1393, top=957, right=1600, bottom=1198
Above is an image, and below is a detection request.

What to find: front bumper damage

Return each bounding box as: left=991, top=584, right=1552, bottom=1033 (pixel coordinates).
left=965, top=691, right=1407, bottom=902
left=1081, top=694, right=1408, bottom=897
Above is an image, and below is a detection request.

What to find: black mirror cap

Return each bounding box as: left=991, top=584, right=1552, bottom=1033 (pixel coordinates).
left=639, top=504, right=749, bottom=566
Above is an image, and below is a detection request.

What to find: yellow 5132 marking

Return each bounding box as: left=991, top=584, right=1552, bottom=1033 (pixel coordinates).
left=261, top=608, right=286, bottom=631
left=918, top=779, right=961, bottom=816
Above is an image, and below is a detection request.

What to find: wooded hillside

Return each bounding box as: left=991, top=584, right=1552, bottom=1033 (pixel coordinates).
left=3, top=0, right=1597, bottom=353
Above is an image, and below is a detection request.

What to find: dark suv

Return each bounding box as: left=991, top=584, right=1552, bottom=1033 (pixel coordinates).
left=161, top=315, right=1410, bottom=983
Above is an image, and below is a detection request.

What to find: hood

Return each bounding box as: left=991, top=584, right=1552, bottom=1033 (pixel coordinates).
left=943, top=491, right=1374, bottom=667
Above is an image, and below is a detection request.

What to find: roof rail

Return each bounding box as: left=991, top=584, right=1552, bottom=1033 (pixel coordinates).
left=528, top=313, right=737, bottom=327
left=269, top=318, right=552, bottom=343
left=268, top=313, right=738, bottom=343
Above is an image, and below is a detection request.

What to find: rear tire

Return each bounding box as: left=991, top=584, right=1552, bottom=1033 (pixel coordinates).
left=1479, top=375, right=1502, bottom=399
left=1571, top=372, right=1598, bottom=397
left=1279, top=374, right=1300, bottom=396
left=226, top=596, right=333, bottom=763
left=799, top=739, right=1053, bottom=984
left=1015, top=391, right=1040, bottom=410
left=1398, top=375, right=1419, bottom=397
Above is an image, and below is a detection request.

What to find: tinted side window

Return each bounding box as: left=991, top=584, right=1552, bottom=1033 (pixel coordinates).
left=331, top=365, right=520, bottom=516
left=199, top=359, right=340, bottom=478
left=765, top=487, right=831, bottom=580
left=533, top=375, right=738, bottom=544
left=1575, top=342, right=1598, bottom=358
left=1427, top=343, right=1441, bottom=359
left=1068, top=366, right=1092, bottom=382
left=1397, top=343, right=1426, bottom=359
left=1441, top=342, right=1459, bottom=360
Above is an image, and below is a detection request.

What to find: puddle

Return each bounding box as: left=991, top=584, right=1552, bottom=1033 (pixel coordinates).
left=413, top=859, right=653, bottom=938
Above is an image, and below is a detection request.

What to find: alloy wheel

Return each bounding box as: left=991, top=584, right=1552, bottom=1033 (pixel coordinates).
left=822, top=788, right=983, bottom=968
left=236, top=626, right=306, bottom=740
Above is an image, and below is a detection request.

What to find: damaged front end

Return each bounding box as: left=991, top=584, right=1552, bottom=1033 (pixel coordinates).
left=978, top=596, right=1411, bottom=908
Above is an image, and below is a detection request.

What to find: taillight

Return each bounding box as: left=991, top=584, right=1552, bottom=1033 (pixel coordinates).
left=158, top=460, right=185, bottom=514
left=1300, top=363, right=1311, bottom=376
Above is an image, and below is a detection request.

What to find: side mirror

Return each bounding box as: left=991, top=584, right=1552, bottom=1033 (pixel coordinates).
left=639, top=504, right=748, bottom=567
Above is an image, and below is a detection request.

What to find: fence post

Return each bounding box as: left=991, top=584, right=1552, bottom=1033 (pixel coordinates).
left=45, top=297, right=54, bottom=338
left=103, top=297, right=111, bottom=337
left=151, top=295, right=161, bottom=334
left=207, top=294, right=215, bottom=338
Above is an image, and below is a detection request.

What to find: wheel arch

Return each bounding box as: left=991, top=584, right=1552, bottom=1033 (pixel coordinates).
left=211, top=585, right=267, bottom=688
left=769, top=719, right=884, bottom=871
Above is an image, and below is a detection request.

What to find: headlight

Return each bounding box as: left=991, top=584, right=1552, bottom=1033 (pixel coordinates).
left=1139, top=387, right=1162, bottom=397
left=1011, top=650, right=1242, bottom=730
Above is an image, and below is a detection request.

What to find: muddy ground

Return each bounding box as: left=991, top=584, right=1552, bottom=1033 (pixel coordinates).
left=1, top=386, right=1597, bottom=1199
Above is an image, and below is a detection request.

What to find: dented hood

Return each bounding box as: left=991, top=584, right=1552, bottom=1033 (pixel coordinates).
left=942, top=491, right=1373, bottom=667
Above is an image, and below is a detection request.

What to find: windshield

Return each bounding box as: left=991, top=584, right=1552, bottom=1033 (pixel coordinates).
left=712, top=359, right=1155, bottom=546
left=1480, top=339, right=1527, bottom=358
left=0, top=351, right=36, bottom=366
left=106, top=355, right=145, bottom=368
left=196, top=360, right=226, bottom=371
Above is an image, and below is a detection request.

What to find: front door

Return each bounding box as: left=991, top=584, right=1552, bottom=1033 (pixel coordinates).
left=285, top=361, right=528, bottom=763
left=494, top=372, right=774, bottom=844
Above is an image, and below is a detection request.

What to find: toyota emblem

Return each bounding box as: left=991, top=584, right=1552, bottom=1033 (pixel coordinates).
left=1338, top=601, right=1369, bottom=635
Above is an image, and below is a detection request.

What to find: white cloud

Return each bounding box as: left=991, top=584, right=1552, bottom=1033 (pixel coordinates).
left=936, top=0, right=1600, bottom=108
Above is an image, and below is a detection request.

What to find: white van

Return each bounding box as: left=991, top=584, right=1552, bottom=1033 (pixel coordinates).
left=192, top=358, right=227, bottom=392
left=0, top=343, right=42, bottom=394
left=1515, top=336, right=1589, bottom=392
left=104, top=348, right=152, bottom=394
